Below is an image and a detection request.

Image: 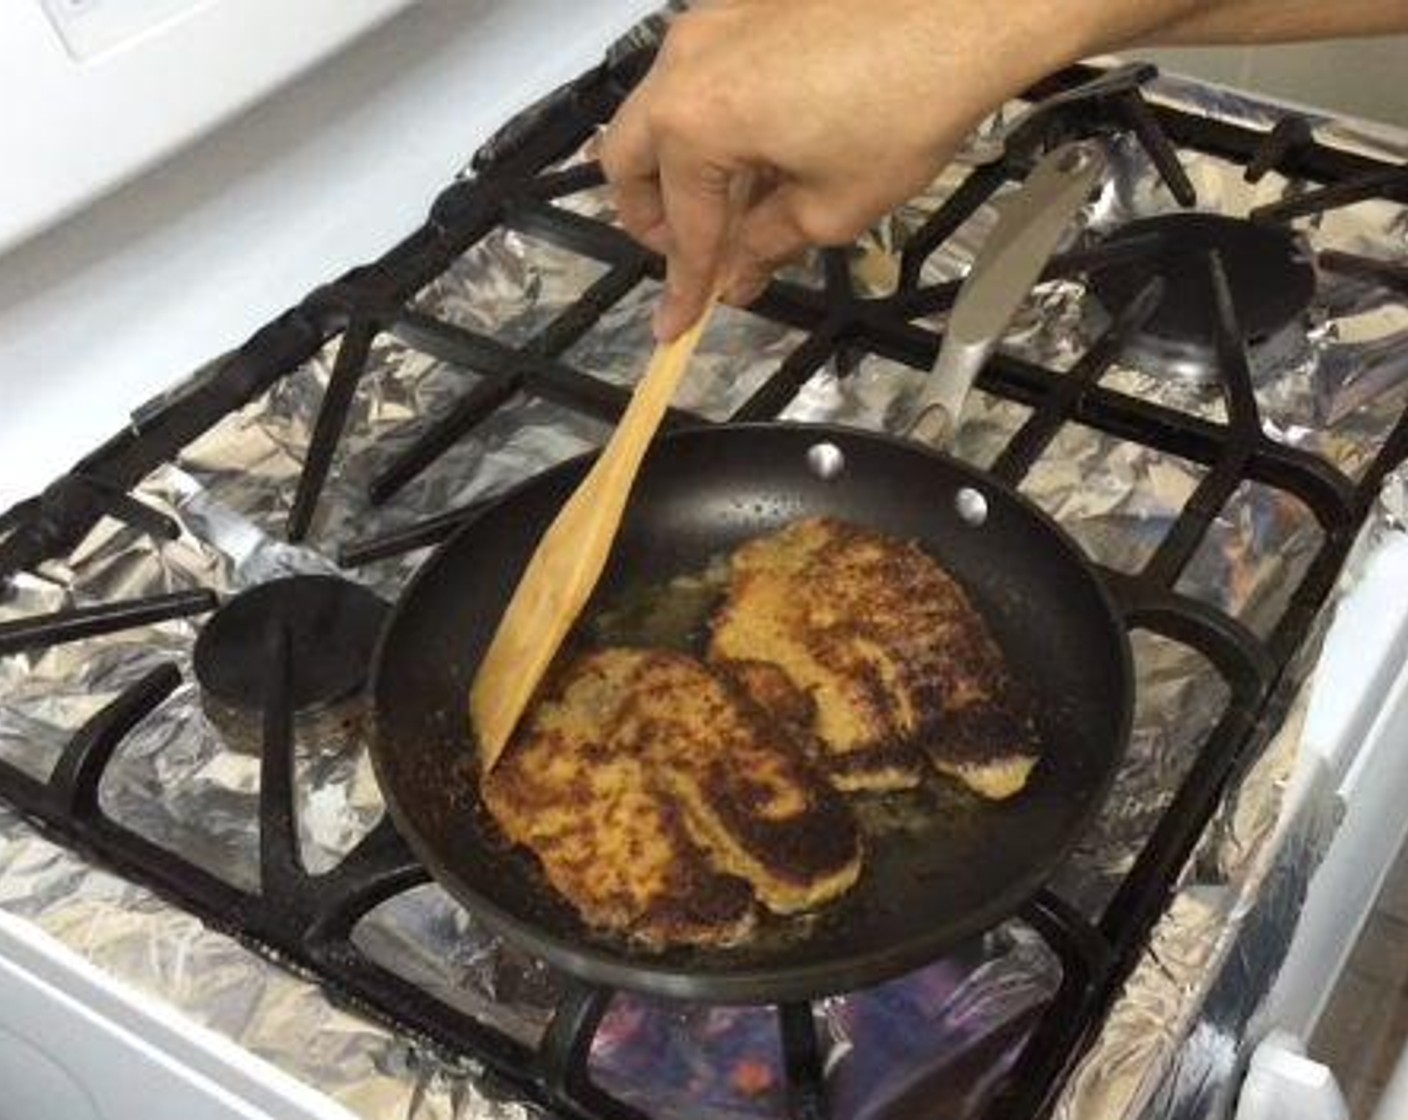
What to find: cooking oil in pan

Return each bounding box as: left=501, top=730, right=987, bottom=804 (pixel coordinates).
left=851, top=780, right=957, bottom=839
left=586, top=555, right=732, bottom=653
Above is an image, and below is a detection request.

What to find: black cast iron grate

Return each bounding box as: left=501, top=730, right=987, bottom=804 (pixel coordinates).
left=2, top=52, right=1408, bottom=1120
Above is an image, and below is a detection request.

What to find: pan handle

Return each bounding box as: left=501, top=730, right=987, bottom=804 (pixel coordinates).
left=907, top=139, right=1109, bottom=448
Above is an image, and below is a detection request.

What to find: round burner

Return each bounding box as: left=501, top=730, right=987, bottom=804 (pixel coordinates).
left=1088, top=212, right=1316, bottom=365
left=194, top=575, right=388, bottom=712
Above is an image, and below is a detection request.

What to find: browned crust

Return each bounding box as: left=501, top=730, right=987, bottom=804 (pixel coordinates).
left=482, top=516, right=1041, bottom=947
left=709, top=517, right=1039, bottom=798
left=716, top=656, right=924, bottom=792
left=927, top=698, right=1038, bottom=768
left=483, top=648, right=862, bottom=942
left=716, top=659, right=817, bottom=738
left=611, top=651, right=862, bottom=912
left=822, top=744, right=926, bottom=787
left=482, top=655, right=758, bottom=948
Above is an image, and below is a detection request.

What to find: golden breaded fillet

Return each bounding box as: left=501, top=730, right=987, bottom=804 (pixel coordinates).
left=717, top=659, right=818, bottom=741
left=611, top=651, right=861, bottom=914
left=482, top=654, right=754, bottom=948
left=482, top=648, right=862, bottom=945
left=709, top=518, right=1037, bottom=798
left=927, top=701, right=1039, bottom=799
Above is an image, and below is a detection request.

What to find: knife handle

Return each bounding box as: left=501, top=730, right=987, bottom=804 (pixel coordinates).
left=908, top=140, right=1107, bottom=447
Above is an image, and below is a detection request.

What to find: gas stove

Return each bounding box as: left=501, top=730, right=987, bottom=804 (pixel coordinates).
left=2, top=18, right=1408, bottom=1120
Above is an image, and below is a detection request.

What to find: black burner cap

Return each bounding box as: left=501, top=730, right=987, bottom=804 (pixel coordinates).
left=1088, top=212, right=1316, bottom=350
left=194, top=575, right=388, bottom=712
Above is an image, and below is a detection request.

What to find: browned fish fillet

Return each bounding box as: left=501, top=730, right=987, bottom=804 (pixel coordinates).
left=718, top=659, right=818, bottom=741
left=927, top=701, right=1038, bottom=799
left=612, top=650, right=861, bottom=913
left=482, top=648, right=862, bottom=945
left=710, top=517, right=1037, bottom=798
left=482, top=653, right=754, bottom=948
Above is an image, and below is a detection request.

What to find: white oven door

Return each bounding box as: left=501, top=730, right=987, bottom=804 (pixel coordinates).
left=0, top=911, right=353, bottom=1120
left=1238, top=533, right=1408, bottom=1120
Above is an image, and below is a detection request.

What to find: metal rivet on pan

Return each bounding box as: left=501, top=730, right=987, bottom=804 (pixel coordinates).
left=806, top=442, right=846, bottom=481
left=955, top=487, right=989, bottom=526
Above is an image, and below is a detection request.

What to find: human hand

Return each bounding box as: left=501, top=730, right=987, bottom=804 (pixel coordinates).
left=598, top=0, right=1091, bottom=340
left=600, top=0, right=1408, bottom=341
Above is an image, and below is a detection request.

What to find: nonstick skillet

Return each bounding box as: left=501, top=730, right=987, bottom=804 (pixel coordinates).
left=370, top=422, right=1132, bottom=1004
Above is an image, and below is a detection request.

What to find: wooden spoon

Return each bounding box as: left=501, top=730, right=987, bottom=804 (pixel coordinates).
left=470, top=299, right=718, bottom=770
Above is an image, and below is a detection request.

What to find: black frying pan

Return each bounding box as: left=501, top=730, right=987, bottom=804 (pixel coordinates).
left=370, top=423, right=1132, bottom=1003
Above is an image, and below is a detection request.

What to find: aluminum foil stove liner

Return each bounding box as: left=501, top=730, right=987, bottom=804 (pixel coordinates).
left=1048, top=73, right=1408, bottom=1120
left=3, top=41, right=1408, bottom=1120
left=1059, top=459, right=1408, bottom=1120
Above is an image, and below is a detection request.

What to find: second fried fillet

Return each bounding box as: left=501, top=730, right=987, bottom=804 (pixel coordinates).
left=482, top=648, right=862, bottom=946
left=710, top=518, right=1038, bottom=798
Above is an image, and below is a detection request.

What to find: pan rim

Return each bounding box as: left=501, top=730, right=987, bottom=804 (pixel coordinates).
left=368, top=421, right=1135, bottom=1004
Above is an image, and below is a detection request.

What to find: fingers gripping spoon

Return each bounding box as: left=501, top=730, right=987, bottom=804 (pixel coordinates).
left=908, top=140, right=1108, bottom=446
left=470, top=299, right=718, bottom=770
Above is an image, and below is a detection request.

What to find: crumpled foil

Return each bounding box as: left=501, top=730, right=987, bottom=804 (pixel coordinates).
left=2, top=21, right=1407, bottom=1120
left=1056, top=456, right=1408, bottom=1120
left=1049, top=70, right=1408, bottom=1120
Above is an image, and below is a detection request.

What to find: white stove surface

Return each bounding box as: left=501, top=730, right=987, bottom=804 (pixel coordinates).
left=0, top=0, right=417, bottom=255
left=0, top=910, right=354, bottom=1120
left=0, top=0, right=656, bottom=511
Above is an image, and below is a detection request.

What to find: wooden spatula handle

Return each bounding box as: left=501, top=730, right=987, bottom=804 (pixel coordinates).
left=470, top=299, right=718, bottom=769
